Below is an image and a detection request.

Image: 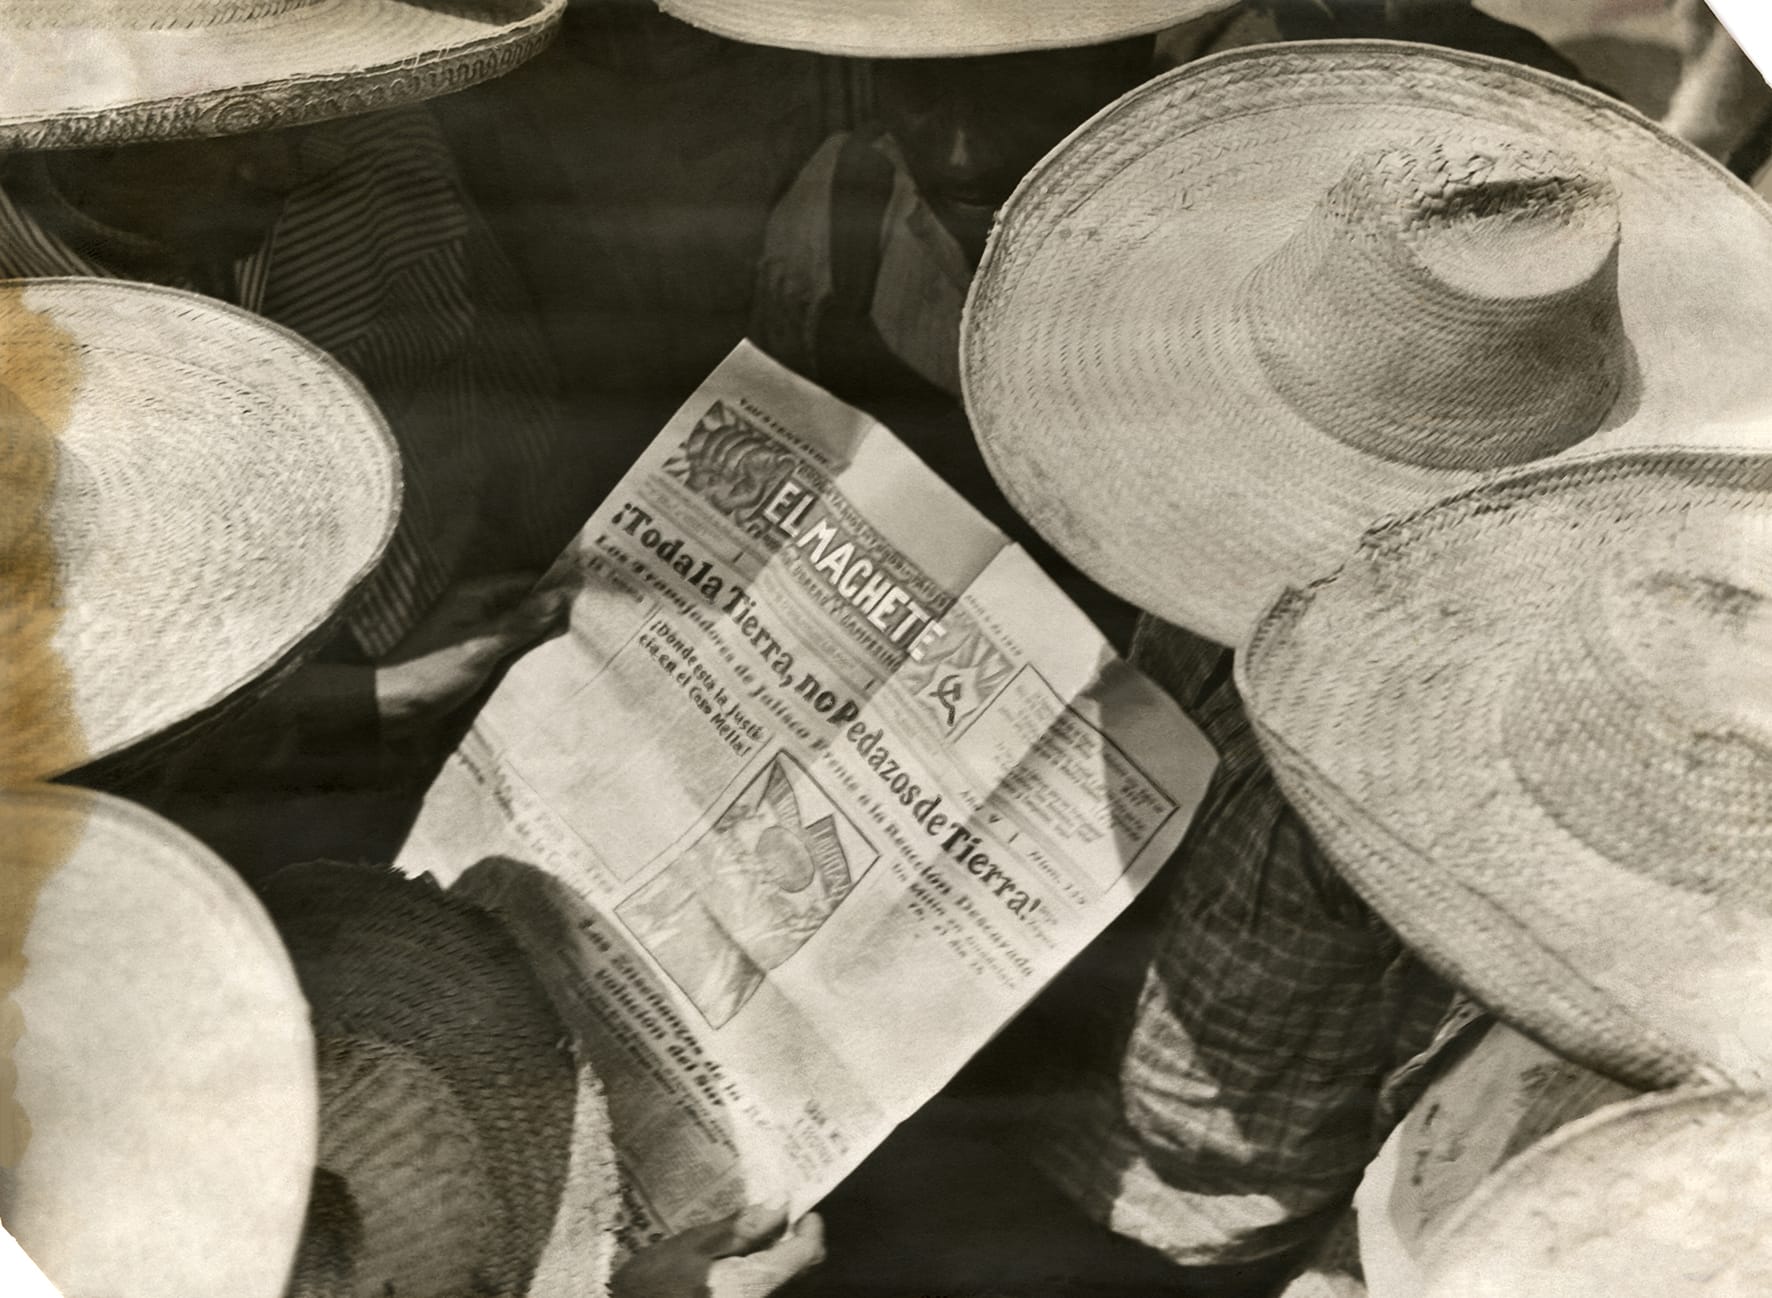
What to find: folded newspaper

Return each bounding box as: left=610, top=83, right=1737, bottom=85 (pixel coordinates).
left=398, top=342, right=1216, bottom=1241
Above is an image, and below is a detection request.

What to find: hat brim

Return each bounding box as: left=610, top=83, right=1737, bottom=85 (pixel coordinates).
left=1239, top=448, right=1772, bottom=1091
left=3, top=278, right=400, bottom=782
left=963, top=41, right=1772, bottom=648
left=0, top=1, right=563, bottom=150
left=260, top=862, right=620, bottom=1298
left=2, top=784, right=317, bottom=1298
left=658, top=0, right=1230, bottom=57
left=1422, top=1087, right=1772, bottom=1297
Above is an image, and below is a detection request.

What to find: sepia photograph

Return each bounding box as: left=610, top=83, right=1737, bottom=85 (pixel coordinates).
left=3, top=2, right=1772, bottom=1297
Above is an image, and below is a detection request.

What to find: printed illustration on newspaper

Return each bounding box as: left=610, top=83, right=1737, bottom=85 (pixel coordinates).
left=397, top=341, right=1217, bottom=1242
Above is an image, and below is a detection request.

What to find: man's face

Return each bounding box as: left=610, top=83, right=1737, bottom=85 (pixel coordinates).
left=875, top=40, right=1150, bottom=262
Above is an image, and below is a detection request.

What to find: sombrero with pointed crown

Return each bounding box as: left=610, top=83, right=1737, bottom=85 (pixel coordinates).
left=0, top=0, right=565, bottom=151
left=1421, top=1088, right=1772, bottom=1298
left=0, top=783, right=317, bottom=1298
left=1241, top=446, right=1772, bottom=1091
left=0, top=278, right=399, bottom=785
left=963, top=41, right=1772, bottom=649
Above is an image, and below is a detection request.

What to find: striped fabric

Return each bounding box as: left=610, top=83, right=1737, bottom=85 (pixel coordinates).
left=0, top=108, right=566, bottom=657
left=1018, top=614, right=1469, bottom=1269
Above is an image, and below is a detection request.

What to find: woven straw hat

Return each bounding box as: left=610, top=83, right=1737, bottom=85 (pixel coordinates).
left=1420, top=1087, right=1772, bottom=1298
left=0, top=783, right=318, bottom=1298
left=0, top=0, right=565, bottom=151
left=259, top=860, right=620, bottom=1298
left=963, top=41, right=1772, bottom=648
left=0, top=278, right=399, bottom=784
left=1240, top=446, right=1772, bottom=1091
left=658, top=0, right=1230, bottom=58
left=1356, top=1022, right=1639, bottom=1298
left=283, top=1169, right=365, bottom=1298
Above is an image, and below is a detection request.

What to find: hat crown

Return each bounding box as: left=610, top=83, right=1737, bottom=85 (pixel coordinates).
left=315, top=1034, right=499, bottom=1296
left=1505, top=539, right=1772, bottom=891
left=5, top=0, right=328, bottom=26
left=1245, top=141, right=1628, bottom=472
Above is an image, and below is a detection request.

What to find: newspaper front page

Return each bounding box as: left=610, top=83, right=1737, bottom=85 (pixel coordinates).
left=397, top=342, right=1216, bottom=1240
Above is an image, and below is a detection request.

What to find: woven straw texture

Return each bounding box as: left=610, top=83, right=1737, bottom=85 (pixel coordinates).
left=2, top=784, right=317, bottom=1298
left=0, top=278, right=399, bottom=782
left=1421, top=1087, right=1772, bottom=1298
left=310, top=1033, right=502, bottom=1296
left=1240, top=447, right=1772, bottom=1091
left=963, top=41, right=1772, bottom=649
left=659, top=0, right=1231, bottom=57
left=261, top=861, right=620, bottom=1298
left=1357, top=1022, right=1638, bottom=1297
left=285, top=1170, right=364, bottom=1298
left=0, top=0, right=564, bottom=150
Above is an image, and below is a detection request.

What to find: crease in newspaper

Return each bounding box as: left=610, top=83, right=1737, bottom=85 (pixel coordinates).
left=395, top=342, right=1216, bottom=1244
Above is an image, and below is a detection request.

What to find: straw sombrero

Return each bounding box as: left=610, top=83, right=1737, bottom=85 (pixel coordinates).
left=963, top=41, right=1772, bottom=648
left=0, top=277, right=399, bottom=784
left=1356, top=1022, right=1639, bottom=1298
left=259, top=860, right=621, bottom=1298
left=1239, top=446, right=1772, bottom=1091
left=1420, top=1087, right=1772, bottom=1297
left=658, top=0, right=1231, bottom=58
left=0, top=783, right=318, bottom=1298
left=0, top=1, right=565, bottom=152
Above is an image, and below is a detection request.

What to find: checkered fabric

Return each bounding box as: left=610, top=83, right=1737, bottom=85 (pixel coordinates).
left=1020, top=615, right=1464, bottom=1268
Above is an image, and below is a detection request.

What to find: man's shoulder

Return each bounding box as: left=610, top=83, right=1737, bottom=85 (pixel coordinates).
left=298, top=105, right=458, bottom=182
